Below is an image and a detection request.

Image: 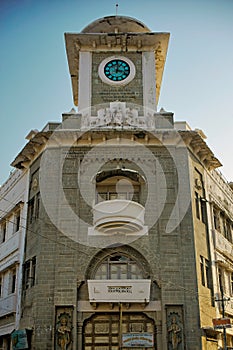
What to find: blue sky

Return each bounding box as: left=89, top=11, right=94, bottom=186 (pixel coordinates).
left=0, top=0, right=232, bottom=185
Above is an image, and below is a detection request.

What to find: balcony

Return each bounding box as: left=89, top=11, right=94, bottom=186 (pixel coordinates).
left=0, top=230, right=20, bottom=262
left=213, top=229, right=233, bottom=261
left=87, top=279, right=151, bottom=303
left=0, top=294, right=16, bottom=317
left=89, top=199, right=147, bottom=235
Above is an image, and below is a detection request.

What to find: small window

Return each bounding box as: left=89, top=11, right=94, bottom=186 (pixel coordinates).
left=200, top=257, right=205, bottom=286
left=28, top=198, right=35, bottom=224
left=10, top=268, right=17, bottom=294
left=23, top=261, right=31, bottom=289
left=200, top=256, right=211, bottom=288
left=0, top=221, right=7, bottom=243
left=225, top=220, right=232, bottom=242
left=23, top=257, right=36, bottom=289
left=31, top=257, right=36, bottom=287
left=200, top=199, right=207, bottom=224
left=218, top=267, right=225, bottom=293
left=205, top=259, right=211, bottom=289
left=14, top=211, right=20, bottom=233
left=213, top=209, right=220, bottom=231
left=28, top=194, right=40, bottom=223
left=195, top=192, right=200, bottom=219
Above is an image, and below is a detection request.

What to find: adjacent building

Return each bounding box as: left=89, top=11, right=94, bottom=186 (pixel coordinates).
left=205, top=169, right=233, bottom=347
left=0, top=169, right=28, bottom=349
left=0, top=14, right=233, bottom=350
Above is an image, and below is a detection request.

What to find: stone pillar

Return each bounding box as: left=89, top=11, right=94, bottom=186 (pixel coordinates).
left=77, top=321, right=83, bottom=350
left=156, top=322, right=163, bottom=349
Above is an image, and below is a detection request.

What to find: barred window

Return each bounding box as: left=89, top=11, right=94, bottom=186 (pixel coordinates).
left=28, top=193, right=40, bottom=224
left=95, top=254, right=144, bottom=280
left=14, top=210, right=21, bottom=233
left=23, top=257, right=36, bottom=289
left=195, top=192, right=200, bottom=220
left=0, top=221, right=6, bottom=243
left=10, top=268, right=17, bottom=294
left=200, top=256, right=211, bottom=289
left=28, top=198, right=35, bottom=224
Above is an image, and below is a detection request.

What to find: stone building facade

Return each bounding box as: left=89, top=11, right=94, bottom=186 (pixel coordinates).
left=1, top=14, right=233, bottom=350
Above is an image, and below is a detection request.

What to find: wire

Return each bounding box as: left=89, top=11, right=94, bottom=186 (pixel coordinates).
left=0, top=198, right=232, bottom=306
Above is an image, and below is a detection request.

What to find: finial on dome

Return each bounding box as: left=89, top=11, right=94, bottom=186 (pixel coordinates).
left=116, top=2, right=119, bottom=16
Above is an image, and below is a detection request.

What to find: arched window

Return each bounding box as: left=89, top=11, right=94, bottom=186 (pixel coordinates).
left=94, top=254, right=144, bottom=280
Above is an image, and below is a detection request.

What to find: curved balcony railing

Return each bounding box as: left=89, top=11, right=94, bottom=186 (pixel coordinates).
left=92, top=199, right=146, bottom=234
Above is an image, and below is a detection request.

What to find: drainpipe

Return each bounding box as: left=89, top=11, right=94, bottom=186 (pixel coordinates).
left=119, top=303, right=123, bottom=349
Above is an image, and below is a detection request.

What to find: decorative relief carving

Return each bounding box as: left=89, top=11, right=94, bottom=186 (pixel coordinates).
left=195, top=178, right=202, bottom=190
left=32, top=178, right=38, bottom=191
left=95, top=323, right=109, bottom=334
left=81, top=101, right=155, bottom=130
left=130, top=323, right=143, bottom=332
left=55, top=308, right=73, bottom=350
left=74, top=39, right=81, bottom=52
left=155, top=42, right=165, bottom=70
left=167, top=307, right=184, bottom=350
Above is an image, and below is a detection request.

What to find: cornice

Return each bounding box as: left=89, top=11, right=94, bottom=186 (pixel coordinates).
left=179, top=130, right=222, bottom=170
left=11, top=127, right=221, bottom=173
left=11, top=131, right=52, bottom=170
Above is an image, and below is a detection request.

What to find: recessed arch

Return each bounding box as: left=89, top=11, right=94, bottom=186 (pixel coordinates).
left=95, top=168, right=146, bottom=184
left=95, top=168, right=146, bottom=205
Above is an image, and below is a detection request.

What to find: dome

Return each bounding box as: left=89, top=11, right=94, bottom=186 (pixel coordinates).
left=82, top=15, right=151, bottom=33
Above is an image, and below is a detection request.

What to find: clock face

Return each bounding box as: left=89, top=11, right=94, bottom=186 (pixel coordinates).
left=98, top=56, right=136, bottom=86
left=104, top=59, right=130, bottom=82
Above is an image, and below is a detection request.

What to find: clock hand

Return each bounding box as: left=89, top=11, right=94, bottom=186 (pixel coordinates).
left=116, top=62, right=120, bottom=74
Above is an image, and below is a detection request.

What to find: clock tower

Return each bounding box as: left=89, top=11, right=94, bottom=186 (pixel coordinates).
left=12, top=14, right=224, bottom=350
left=65, top=15, right=169, bottom=113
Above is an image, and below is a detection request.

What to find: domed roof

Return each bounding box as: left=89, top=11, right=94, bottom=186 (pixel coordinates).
left=82, top=15, right=151, bottom=33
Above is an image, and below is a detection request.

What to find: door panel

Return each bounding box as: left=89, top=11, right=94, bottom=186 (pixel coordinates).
left=83, top=313, right=156, bottom=350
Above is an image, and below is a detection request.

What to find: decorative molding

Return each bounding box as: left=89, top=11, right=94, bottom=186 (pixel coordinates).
left=81, top=101, right=155, bottom=130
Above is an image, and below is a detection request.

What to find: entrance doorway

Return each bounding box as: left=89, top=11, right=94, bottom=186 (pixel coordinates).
left=83, top=312, right=156, bottom=350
